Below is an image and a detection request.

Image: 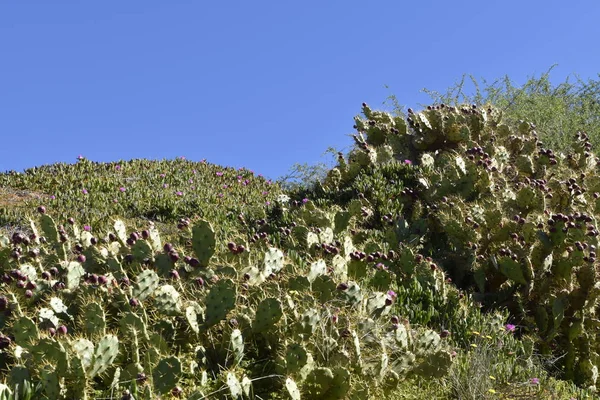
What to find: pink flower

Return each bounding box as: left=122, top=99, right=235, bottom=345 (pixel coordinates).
left=302, top=198, right=308, bottom=204
left=530, top=378, right=539, bottom=385
left=113, top=199, right=118, bottom=203
left=77, top=155, right=84, bottom=160
left=160, top=173, right=166, bottom=178
left=218, top=193, right=224, bottom=198
left=505, top=324, right=516, bottom=332
left=176, top=191, right=183, bottom=196
left=49, top=195, right=56, bottom=200
left=119, top=187, right=126, bottom=192
left=180, top=156, right=186, bottom=160
left=115, top=165, right=121, bottom=170
left=163, top=183, right=169, bottom=188
left=83, top=225, right=91, bottom=232
left=216, top=172, right=223, bottom=177
left=387, top=290, right=397, bottom=299
left=266, top=201, right=271, bottom=205
left=82, top=189, right=88, bottom=194
left=189, top=179, right=193, bottom=183
left=192, top=170, right=197, bottom=174
left=262, top=191, right=268, bottom=195
left=404, top=159, right=412, bottom=165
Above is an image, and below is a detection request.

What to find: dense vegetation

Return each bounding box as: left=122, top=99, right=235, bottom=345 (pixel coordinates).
left=2, top=71, right=600, bottom=399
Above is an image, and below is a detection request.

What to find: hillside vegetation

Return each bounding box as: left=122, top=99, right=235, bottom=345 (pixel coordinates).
left=1, top=98, right=600, bottom=399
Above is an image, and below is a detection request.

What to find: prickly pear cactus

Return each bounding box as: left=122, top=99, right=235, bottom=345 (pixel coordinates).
left=192, top=220, right=216, bottom=267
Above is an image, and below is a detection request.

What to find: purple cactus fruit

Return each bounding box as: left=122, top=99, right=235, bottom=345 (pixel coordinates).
left=67, top=217, right=75, bottom=225
left=28, top=248, right=40, bottom=258
left=98, top=275, right=108, bottom=285
left=0, top=335, right=12, bottom=349
left=54, top=281, right=65, bottom=291
left=48, top=327, right=56, bottom=336
left=171, top=386, right=183, bottom=397
left=189, top=258, right=200, bottom=268
left=120, top=276, right=131, bottom=287
left=26, top=281, right=37, bottom=290
left=129, top=297, right=139, bottom=307
left=41, top=271, right=51, bottom=280
left=169, top=252, right=180, bottom=263
left=108, top=233, right=117, bottom=242
left=136, top=372, right=147, bottom=383
left=337, top=282, right=349, bottom=291
left=440, top=329, right=450, bottom=338
left=195, top=277, right=204, bottom=287
left=57, top=325, right=68, bottom=335
left=126, top=238, right=135, bottom=246
left=129, top=232, right=139, bottom=241
left=227, top=242, right=237, bottom=251
left=390, top=315, right=399, bottom=324
left=90, top=237, right=98, bottom=245
left=0, top=296, right=8, bottom=311
left=141, top=230, right=149, bottom=239
left=236, top=245, right=245, bottom=254
left=25, top=290, right=33, bottom=298
left=385, top=297, right=393, bottom=306
left=16, top=280, right=26, bottom=289
left=169, top=270, right=180, bottom=280
left=77, top=254, right=86, bottom=263
left=229, top=318, right=238, bottom=328
left=37, top=206, right=46, bottom=214
left=163, top=243, right=174, bottom=253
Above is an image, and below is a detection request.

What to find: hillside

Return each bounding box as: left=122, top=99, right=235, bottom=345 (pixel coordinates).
left=0, top=103, right=597, bottom=399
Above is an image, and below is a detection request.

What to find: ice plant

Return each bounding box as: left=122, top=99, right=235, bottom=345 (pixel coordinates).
left=119, top=187, right=126, bottom=192
left=83, top=225, right=91, bottom=232
left=404, top=159, right=412, bottom=165
left=505, top=323, right=516, bottom=332
left=216, top=172, right=223, bottom=176
left=176, top=191, right=183, bottom=196
left=82, top=189, right=88, bottom=194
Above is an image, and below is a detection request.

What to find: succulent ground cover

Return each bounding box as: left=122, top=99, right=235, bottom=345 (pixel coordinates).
left=0, top=104, right=598, bottom=399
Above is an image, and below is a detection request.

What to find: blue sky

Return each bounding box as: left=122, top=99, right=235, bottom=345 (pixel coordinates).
left=1, top=1, right=599, bottom=181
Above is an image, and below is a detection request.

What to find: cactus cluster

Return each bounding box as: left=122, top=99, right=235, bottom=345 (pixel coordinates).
left=1, top=101, right=597, bottom=397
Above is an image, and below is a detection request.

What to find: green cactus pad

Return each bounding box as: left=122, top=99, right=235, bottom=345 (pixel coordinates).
left=13, top=316, right=39, bottom=347
left=307, top=259, right=327, bottom=283
left=132, top=239, right=154, bottom=263
left=253, top=298, right=283, bottom=333
left=133, top=269, right=160, bottom=301
left=285, top=377, right=301, bottom=400
left=226, top=372, right=243, bottom=399
left=88, top=335, right=119, bottom=378
left=153, top=284, right=182, bottom=316
left=263, top=247, right=285, bottom=276
left=152, top=356, right=182, bottom=395
left=83, top=302, right=106, bottom=336
left=204, top=278, right=237, bottom=328
left=191, top=220, right=216, bottom=267
left=230, top=328, right=244, bottom=365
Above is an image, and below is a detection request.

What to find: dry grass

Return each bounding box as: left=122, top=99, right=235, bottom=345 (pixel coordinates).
left=0, top=186, right=46, bottom=208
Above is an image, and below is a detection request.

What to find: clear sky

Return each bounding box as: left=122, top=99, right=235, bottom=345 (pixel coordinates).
left=2, top=1, right=599, bottom=181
